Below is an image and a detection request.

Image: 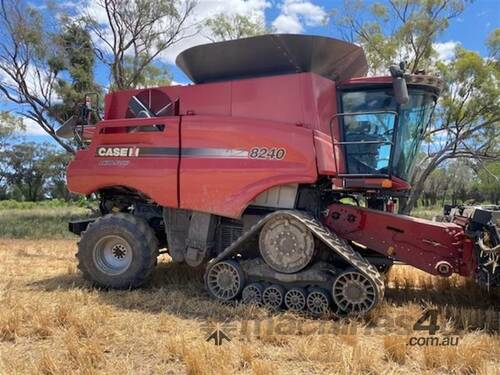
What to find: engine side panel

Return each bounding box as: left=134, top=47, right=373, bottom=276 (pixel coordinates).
left=179, top=115, right=318, bottom=218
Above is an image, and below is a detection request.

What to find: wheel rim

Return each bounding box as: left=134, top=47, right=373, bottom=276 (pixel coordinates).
left=262, top=285, right=284, bottom=310
left=284, top=288, right=306, bottom=311
left=92, top=235, right=133, bottom=276
left=306, top=289, right=330, bottom=315
left=206, top=261, right=243, bottom=301
left=332, top=271, right=376, bottom=313
left=242, top=283, right=263, bottom=305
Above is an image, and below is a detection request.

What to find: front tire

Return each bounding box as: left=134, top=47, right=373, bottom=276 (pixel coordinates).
left=77, top=213, right=158, bottom=289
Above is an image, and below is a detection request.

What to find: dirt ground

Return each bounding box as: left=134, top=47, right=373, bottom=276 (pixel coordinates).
left=0, top=238, right=499, bottom=374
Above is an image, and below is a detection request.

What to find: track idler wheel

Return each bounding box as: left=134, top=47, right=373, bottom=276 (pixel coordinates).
left=259, top=214, right=315, bottom=274
left=205, top=260, right=244, bottom=301
left=242, top=283, right=264, bottom=305
left=284, top=288, right=307, bottom=312
left=262, top=284, right=285, bottom=310
left=306, top=288, right=331, bottom=316
left=332, top=270, right=378, bottom=314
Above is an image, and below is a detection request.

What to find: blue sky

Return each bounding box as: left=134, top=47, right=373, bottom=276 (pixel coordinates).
left=8, top=0, right=500, bottom=143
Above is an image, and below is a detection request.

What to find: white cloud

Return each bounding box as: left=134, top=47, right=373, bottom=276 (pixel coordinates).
left=74, top=1, right=328, bottom=81
left=272, top=0, right=327, bottom=33
left=170, top=80, right=188, bottom=86
left=20, top=117, right=48, bottom=136
left=433, top=41, right=460, bottom=63
left=79, top=0, right=271, bottom=67
left=0, top=60, right=56, bottom=102
left=159, top=0, right=271, bottom=65
left=273, top=14, right=303, bottom=33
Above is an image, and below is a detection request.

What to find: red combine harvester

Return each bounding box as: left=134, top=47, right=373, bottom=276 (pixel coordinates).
left=61, top=35, right=499, bottom=316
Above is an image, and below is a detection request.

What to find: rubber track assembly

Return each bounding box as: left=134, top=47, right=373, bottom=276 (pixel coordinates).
left=207, top=210, right=385, bottom=312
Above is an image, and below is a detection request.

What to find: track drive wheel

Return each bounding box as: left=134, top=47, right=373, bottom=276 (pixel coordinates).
left=205, top=260, right=245, bottom=301
left=332, top=269, right=378, bottom=314
left=77, top=213, right=159, bottom=289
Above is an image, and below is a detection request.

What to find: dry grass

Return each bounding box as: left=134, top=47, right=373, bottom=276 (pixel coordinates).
left=0, top=238, right=498, bottom=374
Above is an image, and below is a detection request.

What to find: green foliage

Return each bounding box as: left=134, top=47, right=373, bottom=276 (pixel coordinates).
left=471, top=161, right=500, bottom=204
left=411, top=205, right=443, bottom=220
left=0, top=198, right=92, bottom=209
left=0, top=112, right=24, bottom=146
left=86, top=0, right=196, bottom=90
left=334, top=0, right=468, bottom=73
left=111, top=56, right=172, bottom=90
left=487, top=28, right=500, bottom=60
left=420, top=159, right=499, bottom=208
left=204, top=13, right=268, bottom=41
left=432, top=46, right=499, bottom=157
left=421, top=159, right=474, bottom=206
left=0, top=206, right=91, bottom=239
left=0, top=142, right=74, bottom=201
left=0, top=1, right=98, bottom=153
left=51, top=23, right=101, bottom=122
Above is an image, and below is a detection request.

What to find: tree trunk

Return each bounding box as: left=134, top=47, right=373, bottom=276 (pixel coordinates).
left=399, top=182, right=425, bottom=214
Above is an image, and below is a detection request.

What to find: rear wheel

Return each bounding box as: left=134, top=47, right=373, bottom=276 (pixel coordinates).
left=77, top=213, right=159, bottom=289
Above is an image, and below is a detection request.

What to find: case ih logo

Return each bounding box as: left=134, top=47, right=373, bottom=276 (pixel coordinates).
left=97, top=147, right=139, bottom=157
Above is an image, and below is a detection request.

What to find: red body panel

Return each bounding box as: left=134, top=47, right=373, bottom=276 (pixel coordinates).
left=324, top=203, right=475, bottom=277
left=68, top=117, right=180, bottom=208
left=68, top=72, right=338, bottom=218
left=179, top=116, right=317, bottom=217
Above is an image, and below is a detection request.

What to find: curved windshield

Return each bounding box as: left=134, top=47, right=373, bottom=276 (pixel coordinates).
left=340, top=89, right=435, bottom=181
left=392, top=93, right=435, bottom=179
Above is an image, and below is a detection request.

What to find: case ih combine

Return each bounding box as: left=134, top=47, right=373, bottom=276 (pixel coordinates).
left=61, top=35, right=499, bottom=316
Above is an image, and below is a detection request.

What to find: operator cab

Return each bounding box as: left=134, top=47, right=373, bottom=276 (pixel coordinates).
left=335, top=75, right=441, bottom=189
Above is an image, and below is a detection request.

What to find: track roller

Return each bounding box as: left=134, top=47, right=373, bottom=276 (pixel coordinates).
left=284, top=288, right=307, bottom=312
left=262, top=284, right=285, bottom=310
left=306, top=288, right=331, bottom=316
left=205, top=260, right=244, bottom=301
left=242, top=283, right=264, bottom=305
left=332, top=269, right=377, bottom=314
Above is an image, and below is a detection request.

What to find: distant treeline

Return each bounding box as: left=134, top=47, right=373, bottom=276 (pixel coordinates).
left=418, top=159, right=499, bottom=207
left=0, top=142, right=75, bottom=202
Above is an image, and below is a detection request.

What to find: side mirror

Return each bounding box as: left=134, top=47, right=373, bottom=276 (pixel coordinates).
left=393, top=77, right=409, bottom=105
left=389, top=63, right=409, bottom=105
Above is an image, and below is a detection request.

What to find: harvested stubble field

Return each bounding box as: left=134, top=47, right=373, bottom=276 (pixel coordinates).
left=0, top=206, right=499, bottom=374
